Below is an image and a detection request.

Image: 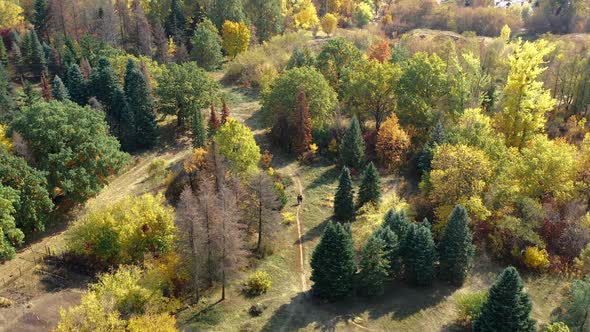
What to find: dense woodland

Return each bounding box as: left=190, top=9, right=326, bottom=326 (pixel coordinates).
left=2, top=0, right=590, bottom=331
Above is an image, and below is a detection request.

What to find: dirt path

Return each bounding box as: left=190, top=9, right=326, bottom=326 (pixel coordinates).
left=292, top=173, right=307, bottom=292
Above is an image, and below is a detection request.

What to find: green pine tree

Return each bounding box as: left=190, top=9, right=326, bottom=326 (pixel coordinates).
left=192, top=110, right=206, bottom=148
left=51, top=75, right=69, bottom=101
left=403, top=223, right=436, bottom=286
left=165, top=0, right=186, bottom=40
left=124, top=59, right=158, bottom=151
left=383, top=209, right=410, bottom=240
left=19, top=80, right=41, bottom=108
left=340, top=116, right=365, bottom=170
left=22, top=31, right=46, bottom=78
left=62, top=37, right=80, bottom=69
left=334, top=166, right=355, bottom=221
left=91, top=57, right=123, bottom=123
left=0, top=64, right=15, bottom=122
left=0, top=40, right=8, bottom=67
left=439, top=205, right=475, bottom=286
left=473, top=267, right=536, bottom=332
left=114, top=87, right=134, bottom=151
left=33, top=0, right=50, bottom=41
left=310, top=221, right=357, bottom=300
left=358, top=235, right=390, bottom=296
left=358, top=162, right=381, bottom=207
left=373, top=226, right=399, bottom=275
left=418, top=121, right=446, bottom=175
left=65, top=64, right=87, bottom=105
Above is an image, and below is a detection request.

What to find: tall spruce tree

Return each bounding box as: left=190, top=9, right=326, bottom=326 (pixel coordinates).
left=115, top=87, right=134, bottom=150
left=383, top=209, right=410, bottom=240
left=418, top=121, right=446, bottom=175
left=124, top=59, right=158, bottom=150
left=403, top=223, right=436, bottom=286
left=0, top=64, right=15, bottom=122
left=473, top=267, right=536, bottom=332
left=294, top=88, right=312, bottom=157
left=310, top=221, right=357, bottom=300
left=27, top=31, right=46, bottom=78
left=334, top=166, right=355, bottom=222
left=91, top=57, right=122, bottom=124
left=358, top=235, right=390, bottom=296
left=192, top=110, right=206, bottom=148
left=165, top=0, right=186, bottom=40
left=340, top=116, right=365, bottom=170
left=51, top=75, right=69, bottom=101
left=33, top=0, right=50, bottom=41
left=0, top=40, right=8, bottom=67
left=358, top=162, right=381, bottom=207
left=439, top=205, right=475, bottom=286
left=190, top=18, right=223, bottom=71
left=373, top=226, right=399, bottom=275
left=66, top=64, right=88, bottom=105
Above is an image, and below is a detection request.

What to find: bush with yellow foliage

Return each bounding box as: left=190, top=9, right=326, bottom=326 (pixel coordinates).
left=0, top=124, right=12, bottom=151
left=321, top=13, right=338, bottom=36
left=523, top=246, right=550, bottom=270
left=222, top=20, right=251, bottom=59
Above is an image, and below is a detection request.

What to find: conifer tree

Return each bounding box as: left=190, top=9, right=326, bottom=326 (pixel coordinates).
left=0, top=64, right=15, bottom=122
left=358, top=235, right=390, bottom=296
left=383, top=209, right=410, bottom=240
left=40, top=72, right=51, bottom=101
left=51, top=75, right=69, bottom=101
left=27, top=31, right=46, bottom=78
left=403, top=223, right=436, bottom=286
left=294, top=88, right=312, bottom=157
left=65, top=64, right=88, bottom=105
left=473, top=267, right=536, bottom=332
left=33, top=0, right=50, bottom=41
left=340, top=116, right=365, bottom=170
left=334, top=166, right=355, bottom=222
left=91, top=57, right=122, bottom=122
left=190, top=18, right=223, bottom=71
left=124, top=59, right=158, bottom=150
left=418, top=121, right=446, bottom=175
left=0, top=40, right=8, bottom=67
left=221, top=100, right=230, bottom=125
left=208, top=105, right=220, bottom=138
left=19, top=80, right=41, bottom=108
left=115, top=87, right=134, bottom=150
left=165, top=0, right=186, bottom=40
left=373, top=226, right=399, bottom=275
left=439, top=205, right=475, bottom=286
left=310, top=221, right=357, bottom=300
left=358, top=162, right=381, bottom=207
left=192, top=111, right=206, bottom=148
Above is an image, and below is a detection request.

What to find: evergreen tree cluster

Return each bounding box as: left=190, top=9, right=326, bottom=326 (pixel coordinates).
left=333, top=162, right=382, bottom=222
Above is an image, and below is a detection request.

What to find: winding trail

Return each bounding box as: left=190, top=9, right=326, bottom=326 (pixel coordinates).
left=292, top=173, right=307, bottom=291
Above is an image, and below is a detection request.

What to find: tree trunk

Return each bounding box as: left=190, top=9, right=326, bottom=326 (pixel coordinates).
left=256, top=199, right=263, bottom=253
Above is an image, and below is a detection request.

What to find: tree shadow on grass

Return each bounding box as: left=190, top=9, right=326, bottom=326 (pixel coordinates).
left=296, top=217, right=331, bottom=245
left=307, top=165, right=339, bottom=190
left=261, top=281, right=457, bottom=332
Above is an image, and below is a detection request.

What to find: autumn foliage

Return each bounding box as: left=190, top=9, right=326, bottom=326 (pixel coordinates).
left=376, top=114, right=410, bottom=172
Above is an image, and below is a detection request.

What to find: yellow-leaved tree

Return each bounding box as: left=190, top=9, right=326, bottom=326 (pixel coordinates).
left=293, top=0, right=319, bottom=30
left=376, top=113, right=410, bottom=172
left=222, top=20, right=250, bottom=59
left=321, top=13, right=338, bottom=36
left=0, top=0, right=24, bottom=29
left=496, top=39, right=556, bottom=149
left=0, top=124, right=12, bottom=151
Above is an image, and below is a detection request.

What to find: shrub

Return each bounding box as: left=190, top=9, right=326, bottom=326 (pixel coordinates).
left=147, top=158, right=169, bottom=183
left=67, top=194, right=176, bottom=267
left=0, top=296, right=13, bottom=308
left=456, top=291, right=488, bottom=324
left=321, top=13, right=338, bottom=36
left=545, top=322, right=570, bottom=332
left=354, top=3, right=374, bottom=27
left=245, top=271, right=272, bottom=296
left=523, top=246, right=550, bottom=270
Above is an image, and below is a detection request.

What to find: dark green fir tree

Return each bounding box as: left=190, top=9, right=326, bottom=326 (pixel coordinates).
left=439, top=205, right=475, bottom=286
left=91, top=57, right=121, bottom=113
left=358, top=235, right=390, bottom=296
left=334, top=166, right=355, bottom=222
left=19, top=80, right=41, bottom=108
left=51, top=75, right=69, bottom=101
left=358, top=162, right=381, bottom=207
left=403, top=223, right=436, bottom=286
left=0, top=40, right=8, bottom=67
left=473, top=267, right=536, bottom=332
left=0, top=64, right=15, bottom=122
left=124, top=59, right=158, bottom=150
left=65, top=64, right=87, bottom=105
left=373, top=226, right=399, bottom=275
left=340, top=116, right=365, bottom=170
left=190, top=19, right=223, bottom=71
left=191, top=110, right=206, bottom=148
left=27, top=31, right=46, bottom=78
left=417, top=121, right=446, bottom=175
left=114, top=87, right=134, bottom=150
left=383, top=209, right=410, bottom=241
left=310, top=221, right=357, bottom=301
left=165, top=0, right=186, bottom=40
left=33, top=0, right=50, bottom=41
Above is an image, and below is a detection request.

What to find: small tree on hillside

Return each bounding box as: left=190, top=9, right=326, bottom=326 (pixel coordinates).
left=403, top=223, right=436, bottom=286
left=358, top=235, right=390, bottom=296
left=418, top=121, right=446, bottom=175
left=439, top=205, right=475, bottom=286
left=246, top=172, right=282, bottom=255
left=208, top=105, right=220, bottom=138
left=293, top=88, right=312, bottom=157
left=222, top=20, right=250, bottom=59
left=358, top=162, right=381, bottom=207
left=192, top=110, right=206, bottom=148
left=383, top=209, right=410, bottom=240
left=376, top=113, right=410, bottom=172
left=191, top=18, right=223, bottom=71
left=221, top=100, right=230, bottom=125
left=373, top=226, right=399, bottom=275
left=51, top=75, right=69, bottom=101
left=66, top=64, right=88, bottom=105
left=124, top=59, right=158, bottom=150
left=310, top=221, right=357, bottom=300
left=340, top=117, right=365, bottom=170
left=473, top=267, right=536, bottom=332
left=334, top=166, right=355, bottom=222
